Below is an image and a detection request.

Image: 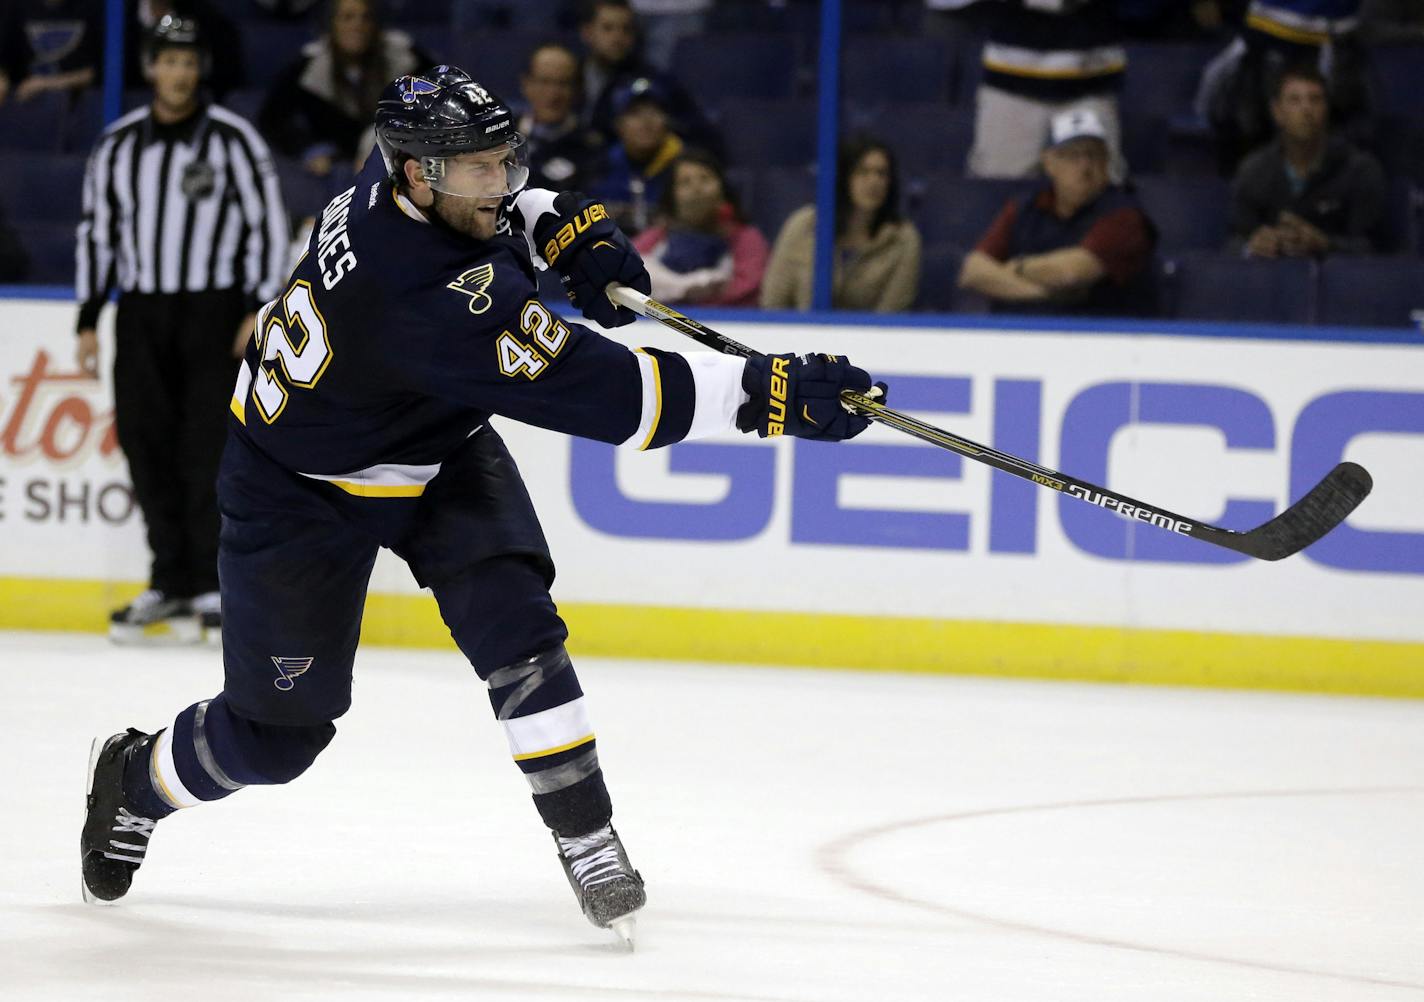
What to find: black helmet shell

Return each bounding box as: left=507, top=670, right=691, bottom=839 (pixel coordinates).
left=375, top=67, right=521, bottom=179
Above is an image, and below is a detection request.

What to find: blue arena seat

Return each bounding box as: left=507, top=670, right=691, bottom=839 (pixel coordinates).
left=840, top=36, right=954, bottom=105
left=913, top=175, right=1035, bottom=247
left=673, top=34, right=799, bottom=103
left=1131, top=175, right=1230, bottom=251
left=846, top=102, right=974, bottom=176
left=917, top=242, right=966, bottom=312
left=1369, top=44, right=1424, bottom=122
left=1318, top=257, right=1424, bottom=328
left=274, top=157, right=340, bottom=221
left=1120, top=43, right=1217, bottom=173
left=718, top=99, right=817, bottom=167
left=449, top=30, right=545, bottom=102
left=0, top=91, right=70, bottom=152
left=749, top=165, right=815, bottom=239
left=15, top=222, right=75, bottom=285
left=1166, top=252, right=1314, bottom=324
left=240, top=23, right=312, bottom=89
left=0, top=154, right=87, bottom=225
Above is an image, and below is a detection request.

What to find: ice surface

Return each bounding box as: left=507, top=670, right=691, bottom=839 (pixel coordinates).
left=3, top=631, right=1423, bottom=1001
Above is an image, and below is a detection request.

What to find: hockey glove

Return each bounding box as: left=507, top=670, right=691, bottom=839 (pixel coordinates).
left=736, top=353, right=886, bottom=442
left=532, top=192, right=651, bottom=328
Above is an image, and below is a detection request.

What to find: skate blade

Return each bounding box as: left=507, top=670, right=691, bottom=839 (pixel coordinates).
left=110, top=617, right=201, bottom=646
left=81, top=737, right=113, bottom=907
left=609, top=914, right=637, bottom=951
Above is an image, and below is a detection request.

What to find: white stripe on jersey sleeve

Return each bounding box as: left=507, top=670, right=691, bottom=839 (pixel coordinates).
left=684, top=351, right=750, bottom=440
left=617, top=349, right=661, bottom=450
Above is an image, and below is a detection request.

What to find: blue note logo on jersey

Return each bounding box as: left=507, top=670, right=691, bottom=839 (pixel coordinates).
left=271, top=656, right=314, bottom=691
left=398, top=76, right=441, bottom=103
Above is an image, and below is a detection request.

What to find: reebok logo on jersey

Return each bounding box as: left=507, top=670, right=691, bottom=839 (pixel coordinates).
left=271, top=657, right=313, bottom=691
left=447, top=263, right=496, bottom=315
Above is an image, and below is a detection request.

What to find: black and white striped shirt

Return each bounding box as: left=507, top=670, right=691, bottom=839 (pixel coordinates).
left=75, top=102, right=288, bottom=330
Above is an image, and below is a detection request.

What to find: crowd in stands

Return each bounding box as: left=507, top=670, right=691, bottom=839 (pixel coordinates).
left=0, top=0, right=1421, bottom=327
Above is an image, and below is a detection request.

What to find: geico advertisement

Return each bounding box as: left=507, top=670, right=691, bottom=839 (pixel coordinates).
left=3, top=301, right=1421, bottom=641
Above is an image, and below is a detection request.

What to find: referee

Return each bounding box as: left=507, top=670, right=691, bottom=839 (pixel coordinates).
left=75, top=15, right=288, bottom=644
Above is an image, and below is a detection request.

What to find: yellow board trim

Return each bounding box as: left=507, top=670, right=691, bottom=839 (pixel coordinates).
left=512, top=734, right=596, bottom=762
left=326, top=480, right=427, bottom=498
left=1245, top=12, right=1330, bottom=46
left=2, top=576, right=1421, bottom=699
left=634, top=348, right=664, bottom=451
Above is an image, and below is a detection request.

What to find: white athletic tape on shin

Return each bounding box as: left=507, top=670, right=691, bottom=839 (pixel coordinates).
left=501, top=697, right=593, bottom=759
left=151, top=724, right=202, bottom=809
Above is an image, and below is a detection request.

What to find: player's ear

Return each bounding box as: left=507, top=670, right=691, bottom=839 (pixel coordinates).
left=401, top=157, right=431, bottom=198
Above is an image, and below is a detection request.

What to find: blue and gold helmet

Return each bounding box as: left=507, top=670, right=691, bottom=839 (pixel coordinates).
left=374, top=66, right=527, bottom=195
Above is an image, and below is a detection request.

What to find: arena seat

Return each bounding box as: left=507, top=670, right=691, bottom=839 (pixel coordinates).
left=1167, top=252, right=1314, bottom=324
left=1131, top=175, right=1230, bottom=251
left=1318, top=257, right=1424, bottom=328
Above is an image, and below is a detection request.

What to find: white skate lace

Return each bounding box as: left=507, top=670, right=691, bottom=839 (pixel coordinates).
left=190, top=592, right=221, bottom=615
left=558, top=825, right=625, bottom=890
left=103, top=808, right=155, bottom=863
left=129, top=590, right=167, bottom=613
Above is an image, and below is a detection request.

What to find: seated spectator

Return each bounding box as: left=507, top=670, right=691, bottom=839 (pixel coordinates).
left=632, top=150, right=769, bottom=307
left=761, top=136, right=921, bottom=313
left=587, top=77, right=684, bottom=233
left=1230, top=64, right=1386, bottom=257
left=578, top=0, right=719, bottom=154
left=1196, top=0, right=1368, bottom=171
left=259, top=0, right=428, bottom=178
left=518, top=42, right=603, bottom=192
left=125, top=0, right=243, bottom=99
left=957, top=109, right=1158, bottom=316
left=0, top=0, right=101, bottom=106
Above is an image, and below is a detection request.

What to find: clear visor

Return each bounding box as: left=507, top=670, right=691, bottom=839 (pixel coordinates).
left=421, top=139, right=529, bottom=200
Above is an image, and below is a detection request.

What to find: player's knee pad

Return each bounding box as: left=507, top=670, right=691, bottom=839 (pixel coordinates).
left=487, top=644, right=611, bottom=836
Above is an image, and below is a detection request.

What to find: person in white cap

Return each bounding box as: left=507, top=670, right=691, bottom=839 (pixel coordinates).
left=956, top=107, right=1157, bottom=316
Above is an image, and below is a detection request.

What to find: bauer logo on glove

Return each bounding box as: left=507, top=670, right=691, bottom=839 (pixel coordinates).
left=736, top=352, right=887, bottom=442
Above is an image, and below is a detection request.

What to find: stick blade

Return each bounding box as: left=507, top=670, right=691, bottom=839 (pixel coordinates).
left=1234, top=461, right=1373, bottom=560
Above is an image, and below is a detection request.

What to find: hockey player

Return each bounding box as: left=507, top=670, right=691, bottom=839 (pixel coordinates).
left=80, top=67, right=885, bottom=947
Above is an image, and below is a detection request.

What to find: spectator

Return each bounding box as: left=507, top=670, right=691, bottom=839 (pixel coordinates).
left=632, top=149, right=769, bottom=307
left=761, top=136, right=922, bottom=313
left=0, top=0, right=102, bottom=106
left=1196, top=0, right=1368, bottom=171
left=126, top=0, right=243, bottom=99
left=957, top=109, right=1158, bottom=316
left=1230, top=63, right=1385, bottom=256
left=955, top=0, right=1129, bottom=181
left=518, top=41, right=603, bottom=192
left=577, top=0, right=719, bottom=153
left=587, top=76, right=684, bottom=234
left=259, top=0, right=429, bottom=178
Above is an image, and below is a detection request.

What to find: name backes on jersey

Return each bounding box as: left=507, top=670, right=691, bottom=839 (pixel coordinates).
left=316, top=186, right=359, bottom=290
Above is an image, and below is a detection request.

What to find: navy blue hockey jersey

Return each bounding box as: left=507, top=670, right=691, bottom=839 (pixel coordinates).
left=229, top=153, right=746, bottom=497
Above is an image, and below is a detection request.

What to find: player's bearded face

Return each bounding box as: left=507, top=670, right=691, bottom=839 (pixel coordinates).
left=430, top=188, right=500, bottom=239
left=422, top=147, right=527, bottom=240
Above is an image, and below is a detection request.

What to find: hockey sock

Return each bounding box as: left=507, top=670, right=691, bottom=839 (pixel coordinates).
left=487, top=644, right=613, bottom=837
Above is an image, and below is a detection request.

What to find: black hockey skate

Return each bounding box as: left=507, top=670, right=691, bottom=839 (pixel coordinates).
left=109, top=590, right=197, bottom=645
left=81, top=729, right=161, bottom=903
left=554, top=824, right=646, bottom=949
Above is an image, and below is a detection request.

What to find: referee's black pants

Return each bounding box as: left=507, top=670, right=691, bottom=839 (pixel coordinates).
left=114, top=289, right=247, bottom=599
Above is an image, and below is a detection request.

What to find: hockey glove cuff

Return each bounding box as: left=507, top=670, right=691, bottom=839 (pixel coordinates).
left=735, top=353, right=884, bottom=442
left=533, top=192, right=651, bottom=328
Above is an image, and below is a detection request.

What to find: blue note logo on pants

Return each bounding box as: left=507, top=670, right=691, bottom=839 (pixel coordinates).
left=271, top=657, right=313, bottom=692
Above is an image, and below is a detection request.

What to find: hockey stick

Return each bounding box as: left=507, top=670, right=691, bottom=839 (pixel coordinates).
left=606, top=284, right=1373, bottom=561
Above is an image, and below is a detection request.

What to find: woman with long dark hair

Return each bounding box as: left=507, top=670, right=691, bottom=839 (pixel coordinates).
left=632, top=149, right=769, bottom=306
left=761, top=135, right=922, bottom=312
left=259, top=0, right=429, bottom=177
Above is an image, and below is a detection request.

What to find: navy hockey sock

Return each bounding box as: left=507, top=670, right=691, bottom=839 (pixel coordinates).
left=134, top=696, right=335, bottom=811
